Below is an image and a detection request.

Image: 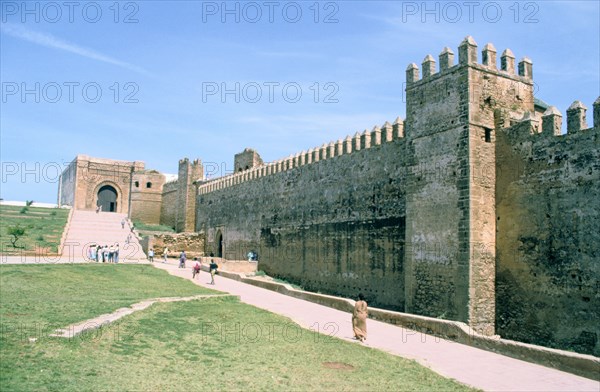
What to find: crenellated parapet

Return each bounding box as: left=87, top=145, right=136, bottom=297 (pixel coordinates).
left=197, top=117, right=406, bottom=195
left=507, top=98, right=599, bottom=141
left=406, top=36, right=533, bottom=86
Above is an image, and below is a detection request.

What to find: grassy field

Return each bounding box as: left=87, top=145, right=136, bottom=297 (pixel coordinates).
left=0, top=264, right=475, bottom=391
left=0, top=205, right=69, bottom=254
left=133, top=220, right=175, bottom=234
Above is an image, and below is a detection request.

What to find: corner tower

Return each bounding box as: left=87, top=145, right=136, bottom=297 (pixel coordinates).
left=404, top=36, right=534, bottom=335
left=176, top=158, right=203, bottom=232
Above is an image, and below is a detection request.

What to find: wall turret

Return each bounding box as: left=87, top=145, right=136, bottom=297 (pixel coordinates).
left=501, top=49, right=515, bottom=73
left=422, top=55, right=436, bottom=78
left=406, top=63, right=419, bottom=84
left=482, top=43, right=497, bottom=68
left=567, top=101, right=588, bottom=133
left=371, top=126, right=382, bottom=146
left=439, top=47, right=454, bottom=71
left=518, top=57, right=533, bottom=79
left=458, top=35, right=477, bottom=64
left=542, top=106, right=562, bottom=136
left=393, top=117, right=404, bottom=139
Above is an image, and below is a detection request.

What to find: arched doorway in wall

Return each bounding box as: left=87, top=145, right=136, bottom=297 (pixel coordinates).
left=216, top=231, right=223, bottom=258
left=97, top=185, right=118, bottom=212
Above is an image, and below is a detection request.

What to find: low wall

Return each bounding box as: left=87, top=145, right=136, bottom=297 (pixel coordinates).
left=144, top=232, right=205, bottom=260
left=209, top=269, right=600, bottom=381
left=58, top=208, right=74, bottom=256
left=199, top=257, right=257, bottom=273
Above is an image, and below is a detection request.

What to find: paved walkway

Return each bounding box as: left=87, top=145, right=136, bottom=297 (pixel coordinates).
left=154, top=261, right=599, bottom=392
left=0, top=255, right=147, bottom=264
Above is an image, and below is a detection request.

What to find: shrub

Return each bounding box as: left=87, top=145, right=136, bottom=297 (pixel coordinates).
left=7, top=225, right=26, bottom=249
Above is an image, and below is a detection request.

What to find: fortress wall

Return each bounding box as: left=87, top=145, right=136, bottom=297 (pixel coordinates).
left=496, top=106, right=600, bottom=356
left=58, top=159, right=77, bottom=207
left=71, top=156, right=141, bottom=213
left=400, top=38, right=535, bottom=331
left=403, top=61, right=472, bottom=324
left=160, top=181, right=178, bottom=229
left=197, top=136, right=409, bottom=310
left=466, top=56, right=535, bottom=334
left=175, top=159, right=203, bottom=233
left=130, top=171, right=165, bottom=224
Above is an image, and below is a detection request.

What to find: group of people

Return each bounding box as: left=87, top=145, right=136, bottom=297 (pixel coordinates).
left=171, top=246, right=368, bottom=340
left=147, top=247, right=170, bottom=263
left=191, top=259, right=219, bottom=284
left=88, top=243, right=120, bottom=263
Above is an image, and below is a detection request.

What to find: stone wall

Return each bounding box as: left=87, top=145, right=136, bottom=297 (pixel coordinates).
left=234, top=148, right=263, bottom=172
left=144, top=232, right=205, bottom=260
left=160, top=181, right=178, bottom=229
left=402, top=38, right=534, bottom=334
left=58, top=159, right=77, bottom=207
left=195, top=37, right=599, bottom=353
left=198, top=130, right=410, bottom=310
left=496, top=103, right=600, bottom=356
left=131, top=170, right=166, bottom=224
left=57, top=155, right=143, bottom=214
left=174, top=158, right=203, bottom=232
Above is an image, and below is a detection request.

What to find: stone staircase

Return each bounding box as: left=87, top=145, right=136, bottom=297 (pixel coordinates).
left=61, top=210, right=146, bottom=261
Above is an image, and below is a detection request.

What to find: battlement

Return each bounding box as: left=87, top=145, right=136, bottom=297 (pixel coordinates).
left=198, top=117, right=405, bottom=195
left=406, top=36, right=533, bottom=86
left=508, top=98, right=600, bottom=139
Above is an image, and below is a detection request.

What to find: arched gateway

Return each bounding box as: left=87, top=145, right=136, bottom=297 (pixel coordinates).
left=97, top=185, right=118, bottom=212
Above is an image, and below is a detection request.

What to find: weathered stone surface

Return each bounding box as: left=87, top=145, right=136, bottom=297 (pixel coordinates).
left=194, top=38, right=599, bottom=355
left=58, top=155, right=146, bottom=215
left=144, top=232, right=205, bottom=259
left=58, top=37, right=599, bottom=356
left=234, top=148, right=263, bottom=173
left=496, top=115, right=599, bottom=356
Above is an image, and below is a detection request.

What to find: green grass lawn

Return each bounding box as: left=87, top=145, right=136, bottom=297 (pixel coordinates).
left=0, top=264, right=475, bottom=391
left=133, top=220, right=175, bottom=234
left=0, top=205, right=69, bottom=254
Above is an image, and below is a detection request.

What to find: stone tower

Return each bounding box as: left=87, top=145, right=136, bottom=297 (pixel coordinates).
left=176, top=158, right=203, bottom=232
left=403, top=36, right=534, bottom=335
left=234, top=148, right=264, bottom=172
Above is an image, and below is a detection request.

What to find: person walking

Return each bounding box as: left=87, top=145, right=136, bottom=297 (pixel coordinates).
left=163, top=247, right=168, bottom=263
left=121, top=218, right=126, bottom=229
left=192, top=260, right=201, bottom=279
left=148, top=248, right=154, bottom=262
left=178, top=250, right=186, bottom=268
left=209, top=259, right=218, bottom=285
left=352, top=293, right=368, bottom=342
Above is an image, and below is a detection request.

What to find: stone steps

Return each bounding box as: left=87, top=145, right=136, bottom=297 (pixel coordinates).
left=62, top=210, right=146, bottom=260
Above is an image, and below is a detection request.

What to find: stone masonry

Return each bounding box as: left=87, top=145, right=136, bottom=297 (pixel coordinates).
left=194, top=37, right=599, bottom=356
left=58, top=37, right=599, bottom=356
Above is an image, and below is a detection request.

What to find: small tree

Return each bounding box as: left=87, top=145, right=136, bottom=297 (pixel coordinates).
left=7, top=225, right=26, bottom=249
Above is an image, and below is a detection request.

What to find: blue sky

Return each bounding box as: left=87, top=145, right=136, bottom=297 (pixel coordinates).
left=1, top=0, right=599, bottom=203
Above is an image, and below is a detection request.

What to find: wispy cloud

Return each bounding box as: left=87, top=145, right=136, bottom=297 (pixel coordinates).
left=1, top=24, right=152, bottom=77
